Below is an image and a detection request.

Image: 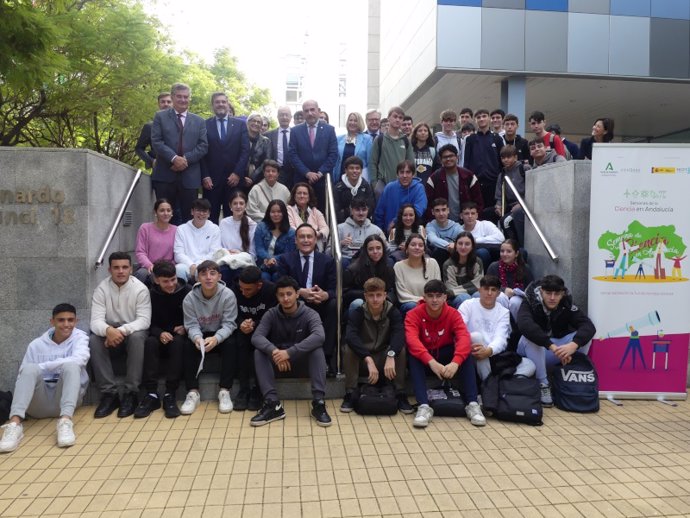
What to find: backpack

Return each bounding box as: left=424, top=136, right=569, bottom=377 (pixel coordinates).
left=353, top=383, right=398, bottom=415
left=481, top=374, right=543, bottom=426
left=0, top=391, right=12, bottom=423
left=428, top=381, right=466, bottom=417
left=549, top=133, right=572, bottom=160
left=551, top=352, right=599, bottom=413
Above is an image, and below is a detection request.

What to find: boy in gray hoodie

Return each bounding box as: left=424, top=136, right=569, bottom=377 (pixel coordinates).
left=1, top=303, right=89, bottom=452
left=180, top=260, right=238, bottom=415
left=337, top=198, right=386, bottom=268
left=251, top=276, right=331, bottom=427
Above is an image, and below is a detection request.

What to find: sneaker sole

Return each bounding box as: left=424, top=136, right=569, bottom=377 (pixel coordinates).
left=339, top=407, right=354, bottom=413
left=180, top=407, right=198, bottom=415
left=470, top=419, right=487, bottom=427
left=315, top=419, right=332, bottom=427
left=250, top=413, right=286, bottom=427
left=57, top=437, right=75, bottom=448
left=218, top=407, right=233, bottom=414
left=413, top=421, right=429, bottom=428
left=0, top=440, right=22, bottom=453
left=398, top=407, right=416, bottom=415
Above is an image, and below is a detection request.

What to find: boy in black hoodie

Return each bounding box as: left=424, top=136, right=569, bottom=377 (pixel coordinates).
left=231, top=266, right=276, bottom=411
left=136, top=261, right=191, bottom=419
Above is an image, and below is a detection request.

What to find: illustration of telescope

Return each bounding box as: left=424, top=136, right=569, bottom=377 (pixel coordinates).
left=600, top=311, right=661, bottom=339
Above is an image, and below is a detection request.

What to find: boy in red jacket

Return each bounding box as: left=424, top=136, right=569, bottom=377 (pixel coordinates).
left=405, top=279, right=486, bottom=428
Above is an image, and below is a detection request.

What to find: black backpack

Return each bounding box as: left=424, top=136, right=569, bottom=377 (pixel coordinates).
left=0, top=391, right=12, bottom=423
left=428, top=381, right=466, bottom=417
left=482, top=373, right=543, bottom=426
left=353, top=383, right=398, bottom=415
left=551, top=352, right=599, bottom=413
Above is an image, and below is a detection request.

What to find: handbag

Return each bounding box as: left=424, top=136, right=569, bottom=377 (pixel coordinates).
left=353, top=383, right=398, bottom=416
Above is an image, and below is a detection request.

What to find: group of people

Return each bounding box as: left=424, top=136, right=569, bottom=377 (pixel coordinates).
left=0, top=87, right=604, bottom=452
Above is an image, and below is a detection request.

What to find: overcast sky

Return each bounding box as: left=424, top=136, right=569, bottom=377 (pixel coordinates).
left=147, top=0, right=369, bottom=120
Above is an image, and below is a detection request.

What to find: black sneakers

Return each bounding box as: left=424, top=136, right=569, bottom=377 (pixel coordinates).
left=248, top=386, right=262, bottom=411
left=162, top=393, right=181, bottom=418
left=340, top=392, right=355, bottom=413
left=133, top=394, right=161, bottom=418
left=397, top=393, right=415, bottom=414
left=117, top=392, right=138, bottom=418
left=234, top=389, right=250, bottom=411
left=250, top=400, right=286, bottom=427
left=94, top=393, right=120, bottom=418
left=311, top=399, right=332, bottom=427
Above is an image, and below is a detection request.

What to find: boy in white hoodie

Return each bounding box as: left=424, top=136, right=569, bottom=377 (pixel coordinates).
left=0, top=303, right=90, bottom=452
left=174, top=198, right=222, bottom=282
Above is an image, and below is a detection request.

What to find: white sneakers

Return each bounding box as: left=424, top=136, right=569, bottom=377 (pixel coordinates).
left=180, top=391, right=201, bottom=415
left=0, top=422, right=24, bottom=453
left=57, top=417, right=76, bottom=448
left=413, top=404, right=434, bottom=428
left=180, top=390, right=234, bottom=414
left=1, top=418, right=76, bottom=452
left=465, top=402, right=487, bottom=427
left=218, top=389, right=233, bottom=413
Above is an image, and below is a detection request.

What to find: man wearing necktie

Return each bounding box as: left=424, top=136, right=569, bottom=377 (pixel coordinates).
left=276, top=223, right=338, bottom=375
left=200, top=92, right=250, bottom=224
left=288, top=99, right=338, bottom=212
left=264, top=106, right=295, bottom=189
left=151, top=83, right=208, bottom=224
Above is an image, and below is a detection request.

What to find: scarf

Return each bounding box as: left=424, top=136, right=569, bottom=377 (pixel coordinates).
left=498, top=261, right=523, bottom=289
left=341, top=174, right=363, bottom=197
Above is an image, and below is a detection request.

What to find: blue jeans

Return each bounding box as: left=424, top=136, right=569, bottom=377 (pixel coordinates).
left=450, top=292, right=479, bottom=309
left=408, top=343, right=478, bottom=405
left=399, top=301, right=418, bottom=319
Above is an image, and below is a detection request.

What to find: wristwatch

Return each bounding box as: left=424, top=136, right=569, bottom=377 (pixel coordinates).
left=387, top=350, right=396, bottom=358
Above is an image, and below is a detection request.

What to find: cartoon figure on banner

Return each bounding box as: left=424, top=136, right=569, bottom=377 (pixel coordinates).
left=612, top=239, right=639, bottom=280
left=600, top=311, right=664, bottom=371
left=670, top=255, right=686, bottom=279
left=595, top=221, right=688, bottom=283
left=653, top=239, right=668, bottom=279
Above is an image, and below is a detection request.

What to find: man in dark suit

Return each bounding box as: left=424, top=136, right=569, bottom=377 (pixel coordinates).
left=151, top=83, right=208, bottom=223
left=288, top=99, right=338, bottom=211
left=200, top=92, right=250, bottom=224
left=276, top=223, right=338, bottom=374
left=264, top=106, right=295, bottom=190
left=135, top=93, right=172, bottom=170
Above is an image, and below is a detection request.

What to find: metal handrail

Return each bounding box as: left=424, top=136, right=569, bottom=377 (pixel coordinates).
left=324, top=174, right=343, bottom=375
left=95, top=169, right=143, bottom=269
left=501, top=175, right=558, bottom=261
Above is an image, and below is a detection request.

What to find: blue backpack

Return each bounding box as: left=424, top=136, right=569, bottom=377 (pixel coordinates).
left=551, top=352, right=599, bottom=413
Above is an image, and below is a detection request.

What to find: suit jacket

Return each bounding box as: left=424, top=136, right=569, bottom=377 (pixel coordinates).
left=288, top=121, right=338, bottom=183
left=276, top=250, right=336, bottom=300
left=135, top=122, right=155, bottom=169
left=151, top=108, right=208, bottom=189
left=200, top=116, right=250, bottom=183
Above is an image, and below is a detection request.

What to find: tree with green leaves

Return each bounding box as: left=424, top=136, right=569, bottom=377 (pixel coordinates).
left=0, top=0, right=272, bottom=167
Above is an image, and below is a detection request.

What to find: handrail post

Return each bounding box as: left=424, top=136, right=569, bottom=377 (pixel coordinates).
left=324, top=175, right=343, bottom=376
left=95, top=169, right=143, bottom=269
left=503, top=176, right=558, bottom=262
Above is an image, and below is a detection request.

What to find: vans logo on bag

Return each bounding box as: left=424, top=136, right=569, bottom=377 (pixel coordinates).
left=561, top=370, right=595, bottom=383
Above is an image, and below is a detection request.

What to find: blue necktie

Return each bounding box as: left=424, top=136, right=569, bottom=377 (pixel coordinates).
left=281, top=130, right=289, bottom=166
left=219, top=118, right=226, bottom=140
left=302, top=255, right=310, bottom=286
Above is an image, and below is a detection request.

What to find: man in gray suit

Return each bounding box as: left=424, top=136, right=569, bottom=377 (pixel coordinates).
left=151, top=83, right=208, bottom=223
left=263, top=106, right=294, bottom=189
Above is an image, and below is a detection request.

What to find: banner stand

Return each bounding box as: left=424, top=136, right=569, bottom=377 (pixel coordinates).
left=588, top=143, right=689, bottom=401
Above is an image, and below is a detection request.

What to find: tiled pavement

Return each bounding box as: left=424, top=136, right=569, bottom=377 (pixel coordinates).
left=1, top=397, right=690, bottom=517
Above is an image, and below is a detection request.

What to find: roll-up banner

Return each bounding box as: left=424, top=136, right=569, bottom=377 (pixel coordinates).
left=588, top=144, right=689, bottom=399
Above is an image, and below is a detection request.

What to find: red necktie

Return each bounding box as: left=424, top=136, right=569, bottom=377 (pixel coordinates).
left=308, top=125, right=315, bottom=147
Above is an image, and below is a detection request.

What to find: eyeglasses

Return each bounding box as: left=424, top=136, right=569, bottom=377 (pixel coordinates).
left=441, top=155, right=456, bottom=160
left=442, top=118, right=456, bottom=123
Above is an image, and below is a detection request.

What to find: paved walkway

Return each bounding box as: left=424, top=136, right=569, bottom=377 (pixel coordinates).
left=1, top=397, right=690, bottom=517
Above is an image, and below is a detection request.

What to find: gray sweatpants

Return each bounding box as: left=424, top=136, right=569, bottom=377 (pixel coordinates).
left=89, top=330, right=147, bottom=394
left=254, top=346, right=327, bottom=402
left=10, top=362, right=84, bottom=419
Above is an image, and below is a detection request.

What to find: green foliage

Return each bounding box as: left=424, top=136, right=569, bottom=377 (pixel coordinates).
left=598, top=220, right=687, bottom=262
left=0, top=0, right=272, bottom=167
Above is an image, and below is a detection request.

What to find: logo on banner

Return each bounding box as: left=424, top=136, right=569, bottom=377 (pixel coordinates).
left=651, top=167, right=676, bottom=174
left=594, top=220, right=687, bottom=283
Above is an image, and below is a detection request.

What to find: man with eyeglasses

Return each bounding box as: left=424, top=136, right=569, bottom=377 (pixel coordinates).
left=425, top=144, right=483, bottom=223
